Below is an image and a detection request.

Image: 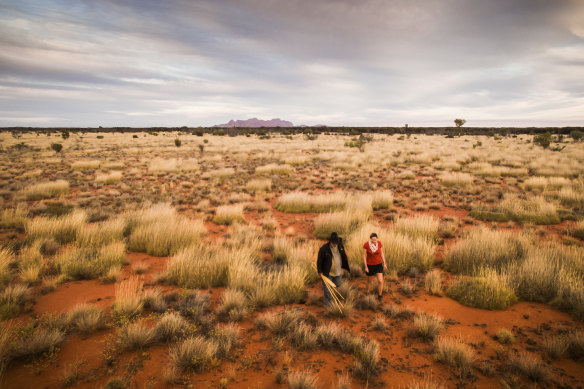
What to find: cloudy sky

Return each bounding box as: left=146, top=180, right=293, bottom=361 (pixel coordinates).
left=1, top=0, right=583, bottom=127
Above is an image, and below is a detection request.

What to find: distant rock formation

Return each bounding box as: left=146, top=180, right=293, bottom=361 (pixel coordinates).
left=214, top=118, right=294, bottom=127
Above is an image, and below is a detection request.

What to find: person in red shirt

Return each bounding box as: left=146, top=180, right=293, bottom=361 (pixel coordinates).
left=363, top=233, right=387, bottom=301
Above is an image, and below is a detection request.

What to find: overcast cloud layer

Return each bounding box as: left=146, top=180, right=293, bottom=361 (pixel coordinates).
left=1, top=0, right=583, bottom=127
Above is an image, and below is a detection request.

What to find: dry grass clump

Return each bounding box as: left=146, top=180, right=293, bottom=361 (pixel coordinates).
left=556, top=187, right=584, bottom=208
left=21, top=180, right=69, bottom=201
left=11, top=327, right=65, bottom=360
left=289, top=322, right=318, bottom=351
left=95, top=171, right=122, bottom=184
left=56, top=241, right=126, bottom=280
left=443, top=227, right=530, bottom=275
left=439, top=172, right=473, bottom=187
left=216, top=289, right=248, bottom=321
left=0, top=284, right=30, bottom=320
left=66, top=304, right=106, bottom=333
left=371, top=190, right=394, bottom=210
left=170, top=336, right=218, bottom=372
left=117, top=320, right=158, bottom=351
left=209, top=167, right=235, bottom=179
left=424, top=269, right=442, bottom=295
left=71, top=160, right=100, bottom=170
left=1, top=206, right=28, bottom=229
left=155, top=312, right=190, bottom=342
left=408, top=312, right=443, bottom=341
left=26, top=211, right=86, bottom=244
left=142, top=288, right=167, bottom=312
left=523, top=176, right=572, bottom=191
left=512, top=244, right=584, bottom=318
left=495, top=328, right=515, bottom=344
left=446, top=271, right=517, bottom=310
left=274, top=192, right=348, bottom=213
left=573, top=218, right=584, bottom=240
left=75, top=217, right=126, bottom=247
left=246, top=178, right=272, bottom=194
left=543, top=334, right=569, bottom=360
left=287, top=370, right=318, bottom=389
left=261, top=310, right=305, bottom=337
left=111, top=277, right=143, bottom=320
left=148, top=158, right=197, bottom=172
left=393, top=215, right=439, bottom=242
left=255, top=163, right=293, bottom=175
left=314, top=209, right=369, bottom=239
left=433, top=337, right=475, bottom=378
left=213, top=204, right=245, bottom=225
left=567, top=331, right=584, bottom=362
left=128, top=203, right=205, bottom=256
left=178, top=291, right=211, bottom=321
left=161, top=244, right=230, bottom=288
left=0, top=248, right=14, bottom=288
left=407, top=379, right=444, bottom=389
left=0, top=321, right=14, bottom=380
left=353, top=339, right=380, bottom=379
left=211, top=323, right=240, bottom=357
left=509, top=351, right=549, bottom=382
left=471, top=195, right=560, bottom=225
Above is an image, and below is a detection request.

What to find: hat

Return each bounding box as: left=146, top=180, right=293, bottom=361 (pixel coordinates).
left=328, top=232, right=340, bottom=244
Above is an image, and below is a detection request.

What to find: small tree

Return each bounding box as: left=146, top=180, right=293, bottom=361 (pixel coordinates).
left=570, top=130, right=583, bottom=142
left=61, top=130, right=70, bottom=140
left=454, top=118, right=466, bottom=128
left=174, top=138, right=182, bottom=147
left=50, top=143, right=63, bottom=153
left=534, top=132, right=551, bottom=149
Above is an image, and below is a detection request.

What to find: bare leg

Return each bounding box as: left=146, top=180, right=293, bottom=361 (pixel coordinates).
left=377, top=273, right=384, bottom=296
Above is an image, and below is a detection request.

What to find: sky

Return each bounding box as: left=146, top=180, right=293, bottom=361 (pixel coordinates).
left=0, top=0, right=583, bottom=128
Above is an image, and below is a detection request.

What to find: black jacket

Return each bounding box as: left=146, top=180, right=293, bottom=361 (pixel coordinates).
left=317, top=240, right=350, bottom=276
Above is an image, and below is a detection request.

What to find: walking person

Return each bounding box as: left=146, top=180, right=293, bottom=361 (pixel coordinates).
left=363, top=233, right=387, bottom=301
left=317, top=232, right=350, bottom=304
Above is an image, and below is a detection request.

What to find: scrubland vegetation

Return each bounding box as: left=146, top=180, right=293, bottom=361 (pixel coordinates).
left=0, top=130, right=583, bottom=388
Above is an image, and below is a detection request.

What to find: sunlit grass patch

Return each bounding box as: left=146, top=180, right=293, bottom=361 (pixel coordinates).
left=112, top=276, right=143, bottom=321
left=314, top=209, right=369, bottom=239
left=433, top=337, right=475, bottom=378
left=148, top=158, right=198, bottom=172
left=573, top=219, right=584, bottom=240
left=71, top=160, right=100, bottom=170
left=255, top=163, right=293, bottom=175
left=443, top=227, right=530, bottom=275
left=76, top=217, right=126, bottom=247
left=213, top=204, right=245, bottom=225
left=1, top=206, right=28, bottom=230
left=21, top=180, right=69, bottom=200
left=509, top=351, right=549, bottom=382
left=425, top=269, right=442, bottom=295
left=394, top=215, right=439, bottom=242
left=556, top=187, right=584, bottom=208
left=246, top=178, right=272, bottom=194
left=56, top=241, right=126, bottom=280
left=353, top=339, right=380, bottom=379
left=446, top=272, right=517, bottom=310
left=522, top=176, right=572, bottom=191
left=26, top=211, right=86, bottom=244
left=0, top=248, right=13, bottom=288
left=495, top=328, right=515, bottom=344
left=439, top=172, right=473, bottom=187
left=128, top=204, right=205, bottom=256
left=160, top=244, right=230, bottom=289
left=95, top=171, right=122, bottom=184
left=470, top=194, right=560, bottom=225
left=11, top=327, right=65, bottom=360
left=274, top=191, right=348, bottom=213
left=371, top=190, right=394, bottom=210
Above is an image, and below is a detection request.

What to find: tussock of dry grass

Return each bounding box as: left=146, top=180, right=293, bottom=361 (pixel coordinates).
left=439, top=172, right=473, bottom=187
left=274, top=192, right=348, bottom=213
left=71, top=160, right=100, bottom=170
left=170, top=336, right=218, bottom=372
left=255, top=163, right=293, bottom=175
left=246, top=178, right=272, bottom=194
left=148, top=158, right=197, bottom=172
left=112, top=277, right=143, bottom=320
left=128, top=203, right=205, bottom=256
left=21, top=180, right=69, bottom=201
left=213, top=204, right=245, bottom=225
left=408, top=312, right=443, bottom=341
left=56, top=241, right=126, bottom=280
left=433, top=337, right=475, bottom=378
left=446, top=271, right=517, bottom=310
left=26, top=211, right=86, bottom=244
left=95, top=171, right=122, bottom=184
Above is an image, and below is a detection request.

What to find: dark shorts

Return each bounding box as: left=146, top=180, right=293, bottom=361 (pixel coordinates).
left=366, top=263, right=384, bottom=276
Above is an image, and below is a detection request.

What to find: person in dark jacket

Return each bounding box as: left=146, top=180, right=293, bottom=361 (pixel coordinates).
left=317, top=232, right=350, bottom=304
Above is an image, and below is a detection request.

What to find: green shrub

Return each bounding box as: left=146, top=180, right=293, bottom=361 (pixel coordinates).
left=50, top=143, right=63, bottom=153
